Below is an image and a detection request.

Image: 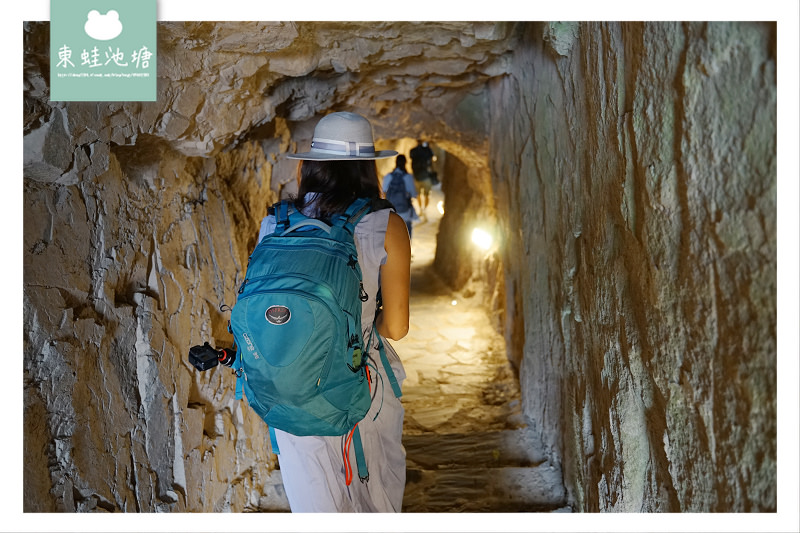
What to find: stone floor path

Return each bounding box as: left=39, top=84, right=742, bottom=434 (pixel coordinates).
left=395, top=187, right=567, bottom=512
left=257, top=187, right=568, bottom=512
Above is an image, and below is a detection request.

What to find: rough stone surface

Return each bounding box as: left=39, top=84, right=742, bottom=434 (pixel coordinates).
left=488, top=22, right=776, bottom=512
left=23, top=20, right=775, bottom=513
left=396, top=194, right=564, bottom=512
left=22, top=21, right=515, bottom=513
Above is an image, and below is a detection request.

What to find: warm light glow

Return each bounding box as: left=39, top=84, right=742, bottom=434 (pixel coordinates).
left=451, top=300, right=458, bottom=306
left=471, top=228, right=493, bottom=250
left=437, top=201, right=445, bottom=215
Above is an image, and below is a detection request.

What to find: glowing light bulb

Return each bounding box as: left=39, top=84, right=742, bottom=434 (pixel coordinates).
left=437, top=201, right=445, bottom=215
left=471, top=228, right=493, bottom=250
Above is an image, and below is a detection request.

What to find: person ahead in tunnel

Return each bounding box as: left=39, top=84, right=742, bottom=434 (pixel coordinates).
left=255, top=112, right=410, bottom=512
left=382, top=154, right=418, bottom=240
left=409, top=139, right=435, bottom=220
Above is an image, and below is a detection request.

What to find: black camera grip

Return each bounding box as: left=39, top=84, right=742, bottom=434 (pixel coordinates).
left=189, top=342, right=220, bottom=371
left=188, top=342, right=237, bottom=371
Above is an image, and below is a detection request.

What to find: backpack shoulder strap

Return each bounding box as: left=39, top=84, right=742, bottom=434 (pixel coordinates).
left=343, top=424, right=369, bottom=484
left=234, top=346, right=245, bottom=400
left=268, top=425, right=280, bottom=455
left=377, top=333, right=402, bottom=399
left=270, top=200, right=293, bottom=234
left=333, top=197, right=372, bottom=234
left=352, top=426, right=369, bottom=482
left=367, top=292, right=403, bottom=400
left=270, top=199, right=334, bottom=236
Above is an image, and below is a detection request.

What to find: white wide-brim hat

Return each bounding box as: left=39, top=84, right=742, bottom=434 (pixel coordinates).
left=286, top=112, right=398, bottom=161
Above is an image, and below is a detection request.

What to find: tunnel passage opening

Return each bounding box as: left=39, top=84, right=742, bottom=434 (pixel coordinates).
left=375, top=135, right=511, bottom=371
left=213, top=114, right=512, bottom=382
left=378, top=140, right=536, bottom=512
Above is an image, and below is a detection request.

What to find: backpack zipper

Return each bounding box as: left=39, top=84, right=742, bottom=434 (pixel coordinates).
left=253, top=241, right=360, bottom=267
left=239, top=271, right=361, bottom=300
left=241, top=238, right=366, bottom=295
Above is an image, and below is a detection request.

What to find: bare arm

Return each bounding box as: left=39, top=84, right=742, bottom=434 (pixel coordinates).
left=375, top=211, right=411, bottom=340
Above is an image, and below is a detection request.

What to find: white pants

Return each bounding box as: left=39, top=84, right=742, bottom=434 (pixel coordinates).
left=274, top=341, right=406, bottom=512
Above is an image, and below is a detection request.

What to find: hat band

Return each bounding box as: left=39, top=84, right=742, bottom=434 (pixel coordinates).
left=310, top=137, right=376, bottom=157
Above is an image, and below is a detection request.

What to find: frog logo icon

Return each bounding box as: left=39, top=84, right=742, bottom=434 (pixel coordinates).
left=84, top=10, right=123, bottom=41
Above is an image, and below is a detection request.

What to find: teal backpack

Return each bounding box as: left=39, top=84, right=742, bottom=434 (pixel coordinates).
left=229, top=197, right=401, bottom=484
left=385, top=168, right=412, bottom=213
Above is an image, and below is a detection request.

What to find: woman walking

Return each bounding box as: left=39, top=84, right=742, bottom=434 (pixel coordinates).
left=255, top=112, right=411, bottom=512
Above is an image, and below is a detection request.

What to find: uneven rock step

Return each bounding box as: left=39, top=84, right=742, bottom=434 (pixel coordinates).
left=401, top=428, right=566, bottom=512
left=402, top=463, right=567, bottom=513
left=403, top=429, right=547, bottom=469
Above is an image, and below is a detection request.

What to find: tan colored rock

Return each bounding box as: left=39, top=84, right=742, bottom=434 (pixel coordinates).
left=23, top=20, right=776, bottom=513
left=489, top=21, right=776, bottom=512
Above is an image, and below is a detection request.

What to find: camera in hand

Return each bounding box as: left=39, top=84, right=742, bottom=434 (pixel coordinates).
left=189, top=342, right=236, bottom=371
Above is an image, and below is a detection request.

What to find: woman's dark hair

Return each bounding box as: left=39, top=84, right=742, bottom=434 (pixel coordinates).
left=293, top=160, right=382, bottom=221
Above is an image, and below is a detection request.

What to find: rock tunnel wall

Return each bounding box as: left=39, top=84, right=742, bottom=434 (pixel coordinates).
left=22, top=20, right=776, bottom=513
left=23, top=125, right=286, bottom=511
left=22, top=21, right=515, bottom=512
left=488, top=22, right=776, bottom=511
